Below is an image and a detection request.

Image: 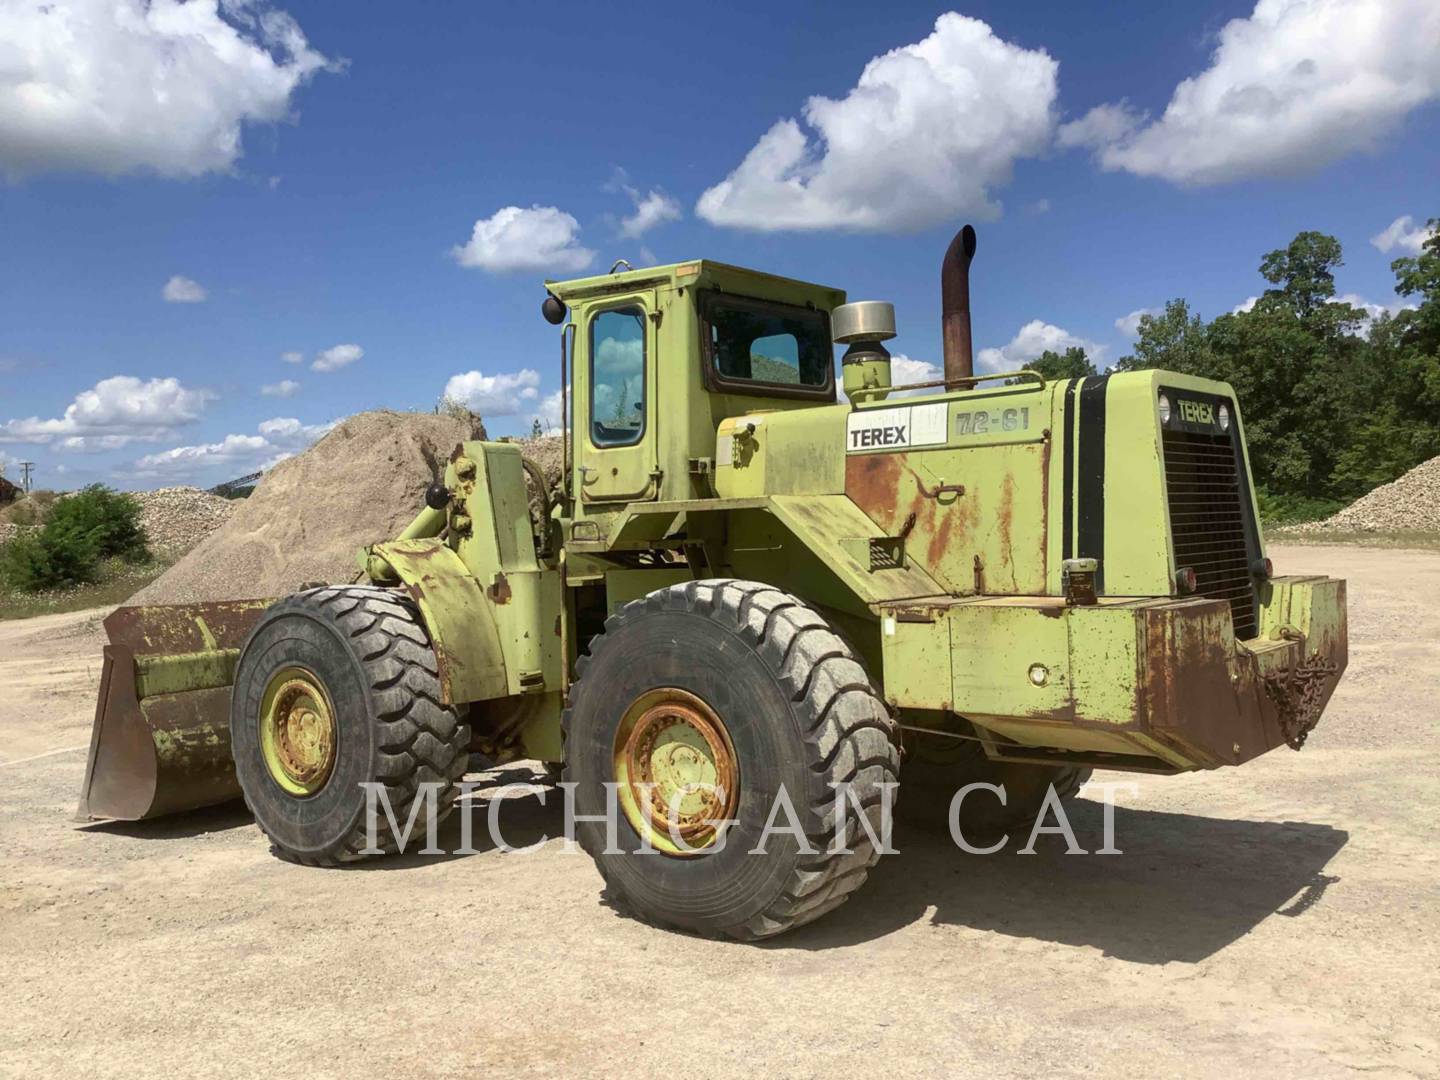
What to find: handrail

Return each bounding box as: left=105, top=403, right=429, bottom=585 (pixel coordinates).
left=850, top=368, right=1045, bottom=405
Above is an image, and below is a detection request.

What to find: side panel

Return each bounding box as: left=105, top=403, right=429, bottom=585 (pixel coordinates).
left=370, top=539, right=509, bottom=704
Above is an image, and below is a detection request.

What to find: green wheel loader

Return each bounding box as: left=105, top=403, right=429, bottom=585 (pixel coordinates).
left=77, top=227, right=1347, bottom=939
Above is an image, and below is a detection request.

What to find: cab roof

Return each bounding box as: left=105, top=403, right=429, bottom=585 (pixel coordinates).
left=546, top=259, right=846, bottom=310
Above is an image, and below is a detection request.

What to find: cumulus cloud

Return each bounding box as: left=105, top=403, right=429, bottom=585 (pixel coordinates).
left=0, top=0, right=334, bottom=180
left=1115, top=307, right=1161, bottom=337
left=161, top=275, right=207, bottom=303
left=1233, top=296, right=1260, bottom=314
left=696, top=13, right=1058, bottom=232
left=311, top=343, right=362, bottom=373
left=533, top=390, right=563, bottom=434
left=451, top=206, right=596, bottom=273
left=261, top=379, right=300, bottom=398
left=133, top=415, right=335, bottom=477
left=1058, top=0, right=1440, bottom=186
left=976, top=321, right=1108, bottom=374
left=0, top=375, right=213, bottom=450
left=619, top=188, right=682, bottom=239
left=442, top=369, right=542, bottom=415
left=280, top=350, right=304, bottom=364
left=1371, top=215, right=1436, bottom=254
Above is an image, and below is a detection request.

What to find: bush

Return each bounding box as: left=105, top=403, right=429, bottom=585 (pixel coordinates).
left=1256, top=488, right=1346, bottom=527
left=0, top=485, right=149, bottom=592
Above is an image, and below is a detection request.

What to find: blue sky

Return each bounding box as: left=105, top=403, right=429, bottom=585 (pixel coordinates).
left=1, top=0, right=1437, bottom=489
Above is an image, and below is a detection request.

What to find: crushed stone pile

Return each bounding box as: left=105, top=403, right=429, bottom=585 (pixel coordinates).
left=132, top=487, right=237, bottom=557
left=131, top=411, right=483, bottom=605
left=0, top=522, right=25, bottom=545
left=1285, top=455, right=1440, bottom=534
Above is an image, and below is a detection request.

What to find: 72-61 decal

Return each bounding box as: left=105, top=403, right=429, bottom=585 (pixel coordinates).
left=954, top=407, right=1031, bottom=435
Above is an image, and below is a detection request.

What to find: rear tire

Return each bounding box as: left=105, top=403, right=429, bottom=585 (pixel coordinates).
left=563, top=579, right=900, bottom=940
left=231, top=586, right=470, bottom=865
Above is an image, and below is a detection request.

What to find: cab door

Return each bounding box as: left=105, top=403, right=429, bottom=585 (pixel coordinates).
left=576, top=295, right=659, bottom=505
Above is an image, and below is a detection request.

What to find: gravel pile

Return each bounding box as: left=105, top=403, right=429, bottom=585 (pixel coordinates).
left=0, top=522, right=25, bottom=545
left=131, top=410, right=484, bottom=605
left=1284, top=455, right=1440, bottom=534
left=514, top=434, right=562, bottom=487
left=132, top=487, right=238, bottom=557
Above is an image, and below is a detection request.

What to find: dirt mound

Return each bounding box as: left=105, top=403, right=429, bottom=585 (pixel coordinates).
left=132, top=487, right=237, bottom=557
left=515, top=434, right=562, bottom=486
left=131, top=411, right=481, bottom=605
left=1286, top=456, right=1440, bottom=535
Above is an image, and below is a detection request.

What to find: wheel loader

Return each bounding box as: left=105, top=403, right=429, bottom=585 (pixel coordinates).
left=77, top=226, right=1347, bottom=939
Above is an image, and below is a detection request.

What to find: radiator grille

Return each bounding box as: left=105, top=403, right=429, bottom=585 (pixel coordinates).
left=1161, top=423, right=1259, bottom=640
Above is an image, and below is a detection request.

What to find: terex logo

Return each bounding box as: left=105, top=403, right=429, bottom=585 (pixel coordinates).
left=1179, top=399, right=1215, bottom=426
left=850, top=424, right=907, bottom=449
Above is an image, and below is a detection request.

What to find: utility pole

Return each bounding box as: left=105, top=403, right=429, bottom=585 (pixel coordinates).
left=19, top=461, right=35, bottom=493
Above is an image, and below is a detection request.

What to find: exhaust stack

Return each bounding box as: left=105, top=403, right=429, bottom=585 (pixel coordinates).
left=941, top=224, right=977, bottom=386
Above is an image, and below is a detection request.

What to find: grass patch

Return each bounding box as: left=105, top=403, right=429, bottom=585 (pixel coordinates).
left=0, top=556, right=170, bottom=620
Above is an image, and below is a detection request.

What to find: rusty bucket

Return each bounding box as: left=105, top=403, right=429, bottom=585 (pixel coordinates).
left=76, top=600, right=276, bottom=821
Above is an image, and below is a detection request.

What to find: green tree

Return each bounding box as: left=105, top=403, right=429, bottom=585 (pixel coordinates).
left=1026, top=346, right=1097, bottom=381
left=1113, top=299, right=1213, bottom=374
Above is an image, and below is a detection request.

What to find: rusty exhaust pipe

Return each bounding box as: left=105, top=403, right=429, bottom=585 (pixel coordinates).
left=941, top=224, right=977, bottom=387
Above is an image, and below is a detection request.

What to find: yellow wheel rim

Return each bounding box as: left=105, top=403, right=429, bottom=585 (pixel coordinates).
left=258, top=666, right=338, bottom=797
left=613, top=688, right=739, bottom=856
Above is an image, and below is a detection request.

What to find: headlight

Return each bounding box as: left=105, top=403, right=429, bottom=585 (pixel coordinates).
left=1158, top=393, right=1172, bottom=425
left=1218, top=403, right=1231, bottom=432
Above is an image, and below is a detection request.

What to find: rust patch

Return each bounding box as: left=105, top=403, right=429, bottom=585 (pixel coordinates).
left=487, top=571, right=512, bottom=604
left=844, top=453, right=904, bottom=531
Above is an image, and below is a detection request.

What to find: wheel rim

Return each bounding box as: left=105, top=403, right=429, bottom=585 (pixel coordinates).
left=613, top=688, right=739, bottom=856
left=258, top=666, right=338, bottom=797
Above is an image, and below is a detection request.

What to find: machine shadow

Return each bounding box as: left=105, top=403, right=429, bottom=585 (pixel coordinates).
left=351, top=765, right=565, bottom=869
left=80, top=800, right=253, bottom=840
left=776, top=799, right=1348, bottom=963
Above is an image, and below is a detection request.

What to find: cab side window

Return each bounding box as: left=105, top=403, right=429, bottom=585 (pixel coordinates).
left=590, top=307, right=646, bottom=447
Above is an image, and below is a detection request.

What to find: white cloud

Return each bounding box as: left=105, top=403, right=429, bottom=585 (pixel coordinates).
left=1115, top=307, right=1161, bottom=337
left=280, top=350, right=304, bottom=364
left=619, top=188, right=682, bottom=239
left=533, top=390, right=563, bottom=434
left=451, top=206, right=596, bottom=273
left=311, top=343, right=362, bottom=373
left=1233, top=296, right=1260, bottom=314
left=1059, top=0, right=1440, bottom=186
left=0, top=375, right=213, bottom=449
left=837, top=355, right=944, bottom=402
left=442, top=369, right=542, bottom=415
left=161, top=275, right=207, bottom=303
left=261, top=379, right=300, bottom=398
left=696, top=13, right=1058, bottom=232
left=0, top=0, right=334, bottom=180
left=1371, top=215, right=1436, bottom=254
left=976, top=321, right=1108, bottom=374
left=133, top=415, right=335, bottom=478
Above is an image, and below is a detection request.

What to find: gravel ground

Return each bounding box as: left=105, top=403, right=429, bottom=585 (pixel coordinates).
left=1, top=543, right=1436, bottom=1078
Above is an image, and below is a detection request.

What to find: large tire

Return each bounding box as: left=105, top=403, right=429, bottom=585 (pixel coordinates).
left=899, top=734, right=1091, bottom=836
left=563, top=579, right=900, bottom=940
left=231, top=586, right=470, bottom=865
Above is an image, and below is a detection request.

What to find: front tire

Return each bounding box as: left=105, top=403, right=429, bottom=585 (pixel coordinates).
left=563, top=579, right=900, bottom=940
left=231, top=586, right=470, bottom=865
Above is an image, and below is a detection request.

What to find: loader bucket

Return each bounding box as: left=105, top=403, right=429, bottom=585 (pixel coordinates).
left=76, top=600, right=277, bottom=821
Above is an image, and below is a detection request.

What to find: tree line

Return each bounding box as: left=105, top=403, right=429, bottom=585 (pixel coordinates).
left=1022, top=219, right=1440, bottom=521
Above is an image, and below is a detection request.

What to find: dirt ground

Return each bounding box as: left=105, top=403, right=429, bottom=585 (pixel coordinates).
left=2, top=544, right=1437, bottom=1078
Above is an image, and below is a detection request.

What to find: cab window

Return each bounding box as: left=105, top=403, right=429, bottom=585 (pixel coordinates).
left=590, top=306, right=647, bottom=447
left=700, top=291, right=833, bottom=400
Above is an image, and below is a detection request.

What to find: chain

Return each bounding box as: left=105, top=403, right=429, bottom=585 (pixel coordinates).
left=1264, top=650, right=1339, bottom=750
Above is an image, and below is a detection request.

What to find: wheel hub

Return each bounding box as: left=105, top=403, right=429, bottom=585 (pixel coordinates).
left=613, top=688, right=738, bottom=855
left=259, top=667, right=337, bottom=796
